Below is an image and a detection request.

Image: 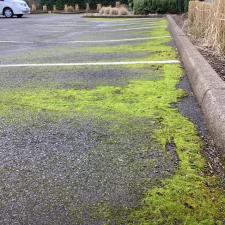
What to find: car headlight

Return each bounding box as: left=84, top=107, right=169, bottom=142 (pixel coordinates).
left=20, top=3, right=27, bottom=7
left=13, top=1, right=27, bottom=7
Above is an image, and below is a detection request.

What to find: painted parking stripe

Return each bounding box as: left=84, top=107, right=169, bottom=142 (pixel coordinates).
left=0, top=36, right=171, bottom=45
left=82, top=26, right=166, bottom=33
left=33, top=30, right=67, bottom=33
left=39, top=26, right=165, bottom=34
left=87, top=18, right=160, bottom=22
left=0, top=41, right=34, bottom=44
left=31, top=24, right=161, bottom=33
left=0, top=29, right=8, bottom=31
left=33, top=22, right=157, bottom=27
left=96, top=22, right=157, bottom=27
left=61, top=36, right=171, bottom=43
left=34, top=24, right=92, bottom=27
left=33, top=24, right=164, bottom=32
left=0, top=60, right=180, bottom=68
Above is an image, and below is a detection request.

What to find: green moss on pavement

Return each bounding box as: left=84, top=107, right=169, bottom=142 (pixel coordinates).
left=0, top=18, right=225, bottom=224
left=86, top=20, right=176, bottom=61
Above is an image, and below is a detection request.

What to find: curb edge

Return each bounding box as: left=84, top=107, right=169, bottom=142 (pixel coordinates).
left=167, top=15, right=225, bottom=155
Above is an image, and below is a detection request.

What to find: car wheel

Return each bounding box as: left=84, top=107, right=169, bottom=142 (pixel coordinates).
left=17, top=14, right=23, bottom=18
left=4, top=8, right=14, bottom=18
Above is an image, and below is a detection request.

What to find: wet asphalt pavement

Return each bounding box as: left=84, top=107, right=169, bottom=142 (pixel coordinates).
left=0, top=14, right=211, bottom=225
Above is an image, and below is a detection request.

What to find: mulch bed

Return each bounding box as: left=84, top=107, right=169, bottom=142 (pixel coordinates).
left=197, top=48, right=225, bottom=82
left=172, top=14, right=225, bottom=82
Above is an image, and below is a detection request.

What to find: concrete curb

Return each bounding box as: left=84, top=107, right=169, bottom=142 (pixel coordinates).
left=167, top=15, right=225, bottom=155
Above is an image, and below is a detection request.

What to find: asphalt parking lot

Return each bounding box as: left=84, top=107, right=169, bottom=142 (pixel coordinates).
left=0, top=14, right=169, bottom=62
left=1, top=14, right=224, bottom=225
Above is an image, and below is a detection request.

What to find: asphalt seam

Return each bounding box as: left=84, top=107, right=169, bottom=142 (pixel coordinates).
left=201, top=88, right=211, bottom=106
left=201, top=87, right=225, bottom=105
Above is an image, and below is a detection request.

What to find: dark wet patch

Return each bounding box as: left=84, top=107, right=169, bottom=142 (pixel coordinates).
left=177, top=76, right=207, bottom=136
left=0, top=51, right=149, bottom=65
left=177, top=75, right=225, bottom=186
left=165, top=138, right=179, bottom=166
left=0, top=116, right=177, bottom=225
left=0, top=66, right=161, bottom=90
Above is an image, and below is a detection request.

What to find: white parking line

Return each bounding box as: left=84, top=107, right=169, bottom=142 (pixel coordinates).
left=34, top=24, right=91, bottom=27
left=83, top=26, right=166, bottom=33
left=31, top=24, right=162, bottom=33
left=96, top=22, right=157, bottom=27
left=87, top=18, right=161, bottom=22
left=33, top=30, right=67, bottom=33
left=60, top=21, right=81, bottom=23
left=33, top=22, right=157, bottom=27
left=0, top=41, right=34, bottom=44
left=0, top=60, right=180, bottom=68
left=0, top=36, right=171, bottom=45
left=62, top=36, right=171, bottom=43
left=0, top=29, right=8, bottom=31
left=32, top=24, right=164, bottom=33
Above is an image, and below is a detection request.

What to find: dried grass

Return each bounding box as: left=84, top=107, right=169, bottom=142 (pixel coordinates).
left=104, top=7, right=111, bottom=15
left=188, top=0, right=225, bottom=54
left=99, top=7, right=105, bottom=14
left=118, top=7, right=129, bottom=15
left=99, top=6, right=129, bottom=16
left=110, top=7, right=119, bottom=15
left=67, top=6, right=74, bottom=12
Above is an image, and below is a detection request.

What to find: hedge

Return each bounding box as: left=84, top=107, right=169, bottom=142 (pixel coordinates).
left=39, top=0, right=188, bottom=13
left=40, top=0, right=128, bottom=10
left=133, top=0, right=189, bottom=14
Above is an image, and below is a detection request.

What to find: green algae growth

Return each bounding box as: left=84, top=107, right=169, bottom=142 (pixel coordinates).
left=0, top=18, right=225, bottom=224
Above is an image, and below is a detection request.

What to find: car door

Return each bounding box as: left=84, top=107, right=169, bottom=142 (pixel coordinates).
left=0, top=0, right=4, bottom=15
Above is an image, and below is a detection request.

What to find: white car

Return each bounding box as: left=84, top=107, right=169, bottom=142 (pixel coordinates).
left=0, top=0, right=30, bottom=18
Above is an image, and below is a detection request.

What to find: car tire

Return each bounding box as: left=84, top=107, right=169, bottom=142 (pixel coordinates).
left=4, top=8, right=14, bottom=18
left=17, top=14, right=23, bottom=18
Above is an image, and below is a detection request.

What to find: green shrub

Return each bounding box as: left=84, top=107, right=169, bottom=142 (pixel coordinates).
left=133, top=0, right=188, bottom=14
left=55, top=0, right=64, bottom=10
left=40, top=0, right=85, bottom=10
left=40, top=0, right=129, bottom=10
left=184, top=0, right=189, bottom=12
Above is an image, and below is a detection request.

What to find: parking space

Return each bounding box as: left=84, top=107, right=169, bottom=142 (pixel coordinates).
left=0, top=14, right=216, bottom=225
left=0, top=15, right=169, bottom=58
